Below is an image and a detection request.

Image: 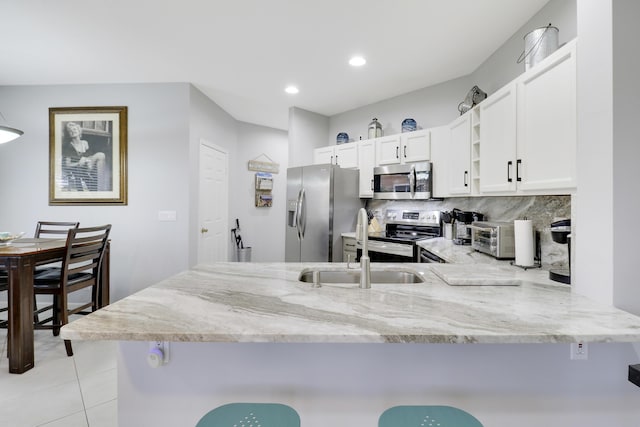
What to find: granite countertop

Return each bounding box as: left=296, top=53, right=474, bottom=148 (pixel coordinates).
left=60, top=262, right=640, bottom=344
left=418, top=237, right=503, bottom=264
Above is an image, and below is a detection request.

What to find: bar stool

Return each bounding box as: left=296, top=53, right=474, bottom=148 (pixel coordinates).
left=195, top=403, right=300, bottom=427
left=379, top=405, right=484, bottom=427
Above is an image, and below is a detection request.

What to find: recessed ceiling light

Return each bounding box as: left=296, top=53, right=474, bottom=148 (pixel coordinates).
left=285, top=86, right=299, bottom=94
left=349, top=56, right=366, bottom=67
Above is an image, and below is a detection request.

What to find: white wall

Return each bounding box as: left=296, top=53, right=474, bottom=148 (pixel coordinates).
left=328, top=0, right=577, bottom=142
left=574, top=0, right=615, bottom=304
left=118, top=341, right=640, bottom=427
left=187, top=85, right=240, bottom=265
left=471, top=0, right=577, bottom=94
left=0, top=84, right=192, bottom=302
left=230, top=122, right=289, bottom=261
left=0, top=83, right=247, bottom=302
left=611, top=0, right=640, bottom=315
left=328, top=76, right=471, bottom=144
left=287, top=106, right=329, bottom=167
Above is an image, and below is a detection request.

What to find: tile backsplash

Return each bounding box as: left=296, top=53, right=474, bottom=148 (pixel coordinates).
left=366, top=195, right=571, bottom=269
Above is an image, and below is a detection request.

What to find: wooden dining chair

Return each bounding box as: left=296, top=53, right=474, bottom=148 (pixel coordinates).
left=32, top=221, right=80, bottom=322
left=0, top=273, right=7, bottom=329
left=1, top=221, right=79, bottom=332
left=35, top=221, right=81, bottom=239
left=33, top=224, right=111, bottom=356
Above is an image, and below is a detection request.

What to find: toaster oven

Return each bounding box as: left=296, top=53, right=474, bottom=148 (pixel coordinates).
left=470, top=221, right=515, bottom=259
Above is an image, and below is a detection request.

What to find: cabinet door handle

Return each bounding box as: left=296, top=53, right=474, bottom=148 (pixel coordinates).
left=464, top=171, right=468, bottom=187
left=516, top=159, right=522, bottom=182
left=403, top=146, right=407, bottom=158
left=395, top=146, right=399, bottom=159
left=370, top=179, right=374, bottom=190
left=330, top=155, right=334, bottom=164
left=507, top=161, right=513, bottom=182
left=335, top=155, right=338, bottom=165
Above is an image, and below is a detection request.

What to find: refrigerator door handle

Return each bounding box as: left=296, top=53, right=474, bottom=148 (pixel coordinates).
left=295, top=189, right=304, bottom=241
left=299, top=188, right=307, bottom=239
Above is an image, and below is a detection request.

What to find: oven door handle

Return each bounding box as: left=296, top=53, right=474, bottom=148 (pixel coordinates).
left=409, top=164, right=416, bottom=197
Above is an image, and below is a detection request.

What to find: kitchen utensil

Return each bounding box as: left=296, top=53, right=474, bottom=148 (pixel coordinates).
left=451, top=209, right=484, bottom=245
left=517, top=23, right=559, bottom=70
left=458, top=86, right=487, bottom=115
left=368, top=118, right=382, bottom=139
left=0, top=231, right=25, bottom=245
left=549, top=218, right=571, bottom=284
left=401, top=118, right=416, bottom=133
left=336, top=132, right=349, bottom=144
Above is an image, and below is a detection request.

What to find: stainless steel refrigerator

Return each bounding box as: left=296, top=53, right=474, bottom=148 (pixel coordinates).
left=286, top=164, right=362, bottom=262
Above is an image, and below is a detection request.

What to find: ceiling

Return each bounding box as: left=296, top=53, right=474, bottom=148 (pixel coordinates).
left=1, top=0, right=550, bottom=130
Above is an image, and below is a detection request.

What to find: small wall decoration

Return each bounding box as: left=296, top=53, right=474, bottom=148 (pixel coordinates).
left=255, top=172, right=273, bottom=207
left=49, top=106, right=128, bottom=205
left=248, top=153, right=279, bottom=174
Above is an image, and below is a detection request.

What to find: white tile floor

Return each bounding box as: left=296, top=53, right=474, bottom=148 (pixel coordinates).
left=0, top=328, right=117, bottom=426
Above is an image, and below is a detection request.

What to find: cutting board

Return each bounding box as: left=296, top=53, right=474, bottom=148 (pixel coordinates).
left=430, top=264, right=521, bottom=286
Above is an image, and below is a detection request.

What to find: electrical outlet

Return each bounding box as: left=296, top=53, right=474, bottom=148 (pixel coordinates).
left=147, top=341, right=170, bottom=367
left=570, top=342, right=588, bottom=360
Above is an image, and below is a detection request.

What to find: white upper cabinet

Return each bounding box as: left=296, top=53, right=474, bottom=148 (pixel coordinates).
left=516, top=39, right=576, bottom=192
left=448, top=114, right=472, bottom=195
left=376, top=130, right=430, bottom=165
left=401, top=129, right=431, bottom=163
left=376, top=135, right=402, bottom=165
left=313, top=146, right=335, bottom=165
left=357, top=139, right=376, bottom=198
left=313, top=143, right=358, bottom=168
left=478, top=39, right=577, bottom=195
left=479, top=82, right=517, bottom=194
left=429, top=125, right=451, bottom=198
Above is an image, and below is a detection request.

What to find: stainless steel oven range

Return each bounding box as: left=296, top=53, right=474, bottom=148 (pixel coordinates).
left=356, top=209, right=441, bottom=262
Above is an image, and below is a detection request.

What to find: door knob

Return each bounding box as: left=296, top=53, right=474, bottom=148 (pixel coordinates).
left=200, top=227, right=209, bottom=233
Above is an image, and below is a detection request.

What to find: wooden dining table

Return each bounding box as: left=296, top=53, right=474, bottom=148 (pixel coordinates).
left=0, top=238, right=110, bottom=374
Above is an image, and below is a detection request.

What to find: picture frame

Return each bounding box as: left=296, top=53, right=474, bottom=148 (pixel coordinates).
left=49, top=106, right=128, bottom=205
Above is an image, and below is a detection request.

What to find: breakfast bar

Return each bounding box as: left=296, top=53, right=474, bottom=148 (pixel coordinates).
left=62, top=263, right=640, bottom=426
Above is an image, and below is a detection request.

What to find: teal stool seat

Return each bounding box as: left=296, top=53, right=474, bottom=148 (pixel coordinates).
left=196, top=403, right=300, bottom=427
left=379, top=405, right=483, bottom=427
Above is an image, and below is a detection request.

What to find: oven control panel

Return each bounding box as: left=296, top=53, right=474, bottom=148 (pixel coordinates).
left=385, top=209, right=441, bottom=226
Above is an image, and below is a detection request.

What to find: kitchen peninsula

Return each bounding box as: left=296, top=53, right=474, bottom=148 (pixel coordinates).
left=62, top=263, right=640, bottom=426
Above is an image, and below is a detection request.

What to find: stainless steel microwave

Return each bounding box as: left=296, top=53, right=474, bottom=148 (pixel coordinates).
left=372, top=162, right=432, bottom=200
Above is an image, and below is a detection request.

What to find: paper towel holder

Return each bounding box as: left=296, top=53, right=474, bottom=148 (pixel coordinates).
left=510, top=225, right=542, bottom=270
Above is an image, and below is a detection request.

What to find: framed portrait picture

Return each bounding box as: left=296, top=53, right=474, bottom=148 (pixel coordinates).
left=49, top=106, right=128, bottom=205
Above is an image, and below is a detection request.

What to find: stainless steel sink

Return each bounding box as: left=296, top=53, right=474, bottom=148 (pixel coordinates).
left=298, top=269, right=424, bottom=285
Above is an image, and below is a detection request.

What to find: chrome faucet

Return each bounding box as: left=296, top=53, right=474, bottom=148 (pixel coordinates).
left=356, top=208, right=371, bottom=289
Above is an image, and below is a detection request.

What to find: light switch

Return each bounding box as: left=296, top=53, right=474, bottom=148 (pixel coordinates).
left=158, top=210, right=177, bottom=221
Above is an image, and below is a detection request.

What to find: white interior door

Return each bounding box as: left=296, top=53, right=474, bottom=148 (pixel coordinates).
left=198, top=140, right=228, bottom=264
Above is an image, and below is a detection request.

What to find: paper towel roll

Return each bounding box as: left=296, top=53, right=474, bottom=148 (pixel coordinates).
left=514, top=220, right=534, bottom=266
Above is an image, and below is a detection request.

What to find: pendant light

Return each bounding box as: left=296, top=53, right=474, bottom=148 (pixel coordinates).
left=0, top=112, right=24, bottom=144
